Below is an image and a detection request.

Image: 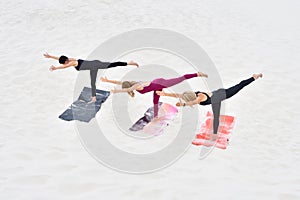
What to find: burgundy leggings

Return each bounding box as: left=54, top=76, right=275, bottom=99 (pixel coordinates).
left=138, top=73, right=198, bottom=117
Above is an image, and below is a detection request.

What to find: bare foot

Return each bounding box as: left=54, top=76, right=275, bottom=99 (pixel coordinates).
left=253, top=73, right=263, bottom=80
left=88, top=96, right=96, bottom=103
left=209, top=134, right=218, bottom=141
left=197, top=72, right=208, bottom=78
left=151, top=116, right=162, bottom=123
left=128, top=61, right=139, bottom=67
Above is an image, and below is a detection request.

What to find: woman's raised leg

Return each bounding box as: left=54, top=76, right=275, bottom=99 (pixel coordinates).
left=154, top=72, right=207, bottom=88
left=225, top=73, right=262, bottom=99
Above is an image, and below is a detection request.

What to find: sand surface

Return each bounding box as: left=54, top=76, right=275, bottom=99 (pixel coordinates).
left=0, top=0, right=299, bottom=199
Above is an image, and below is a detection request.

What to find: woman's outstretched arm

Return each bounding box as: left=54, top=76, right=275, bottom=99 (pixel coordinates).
left=176, top=96, right=202, bottom=107
left=176, top=100, right=198, bottom=107
left=156, top=91, right=183, bottom=98
left=111, top=84, right=140, bottom=93
left=44, top=53, right=59, bottom=60
left=49, top=62, right=74, bottom=71
left=100, top=76, right=122, bottom=85
left=44, top=53, right=77, bottom=61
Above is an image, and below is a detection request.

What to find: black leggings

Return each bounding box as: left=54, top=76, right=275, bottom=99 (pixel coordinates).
left=211, top=77, right=255, bottom=134
left=89, top=61, right=127, bottom=97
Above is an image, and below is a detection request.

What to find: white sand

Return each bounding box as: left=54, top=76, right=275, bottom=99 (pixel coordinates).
left=0, top=0, right=299, bottom=199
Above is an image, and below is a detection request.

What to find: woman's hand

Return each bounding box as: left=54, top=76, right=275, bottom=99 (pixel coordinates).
left=177, top=98, right=185, bottom=107
left=100, top=76, right=108, bottom=82
left=110, top=88, right=118, bottom=94
left=156, top=91, right=165, bottom=96
left=176, top=102, right=183, bottom=107
left=176, top=101, right=194, bottom=107
left=44, top=53, right=51, bottom=58
left=49, top=65, right=56, bottom=71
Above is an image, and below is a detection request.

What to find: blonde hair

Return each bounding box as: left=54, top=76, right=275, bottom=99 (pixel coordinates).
left=182, top=91, right=197, bottom=102
left=122, top=81, right=136, bottom=98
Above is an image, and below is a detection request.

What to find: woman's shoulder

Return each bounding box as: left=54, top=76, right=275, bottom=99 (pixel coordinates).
left=196, top=91, right=210, bottom=95
left=68, top=57, right=78, bottom=61
left=69, top=59, right=79, bottom=67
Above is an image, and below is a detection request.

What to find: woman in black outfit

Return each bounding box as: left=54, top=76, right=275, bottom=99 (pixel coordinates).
left=44, top=53, right=139, bottom=102
left=156, top=73, right=263, bottom=140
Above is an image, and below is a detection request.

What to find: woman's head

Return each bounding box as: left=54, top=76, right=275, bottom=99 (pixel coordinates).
left=182, top=91, right=197, bottom=102
left=59, top=55, right=69, bottom=64
left=122, top=81, right=136, bottom=97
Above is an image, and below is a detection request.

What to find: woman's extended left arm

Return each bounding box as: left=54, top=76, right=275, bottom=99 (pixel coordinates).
left=44, top=53, right=59, bottom=60
left=156, top=91, right=183, bottom=98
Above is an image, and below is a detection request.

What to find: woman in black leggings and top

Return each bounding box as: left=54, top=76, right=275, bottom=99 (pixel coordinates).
left=44, top=53, right=139, bottom=102
left=156, top=73, right=263, bottom=140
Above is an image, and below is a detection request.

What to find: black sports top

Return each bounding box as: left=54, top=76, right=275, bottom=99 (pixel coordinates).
left=195, top=91, right=211, bottom=105
left=75, top=59, right=84, bottom=71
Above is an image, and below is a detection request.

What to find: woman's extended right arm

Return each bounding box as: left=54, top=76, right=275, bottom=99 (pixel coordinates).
left=49, top=62, right=75, bottom=71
